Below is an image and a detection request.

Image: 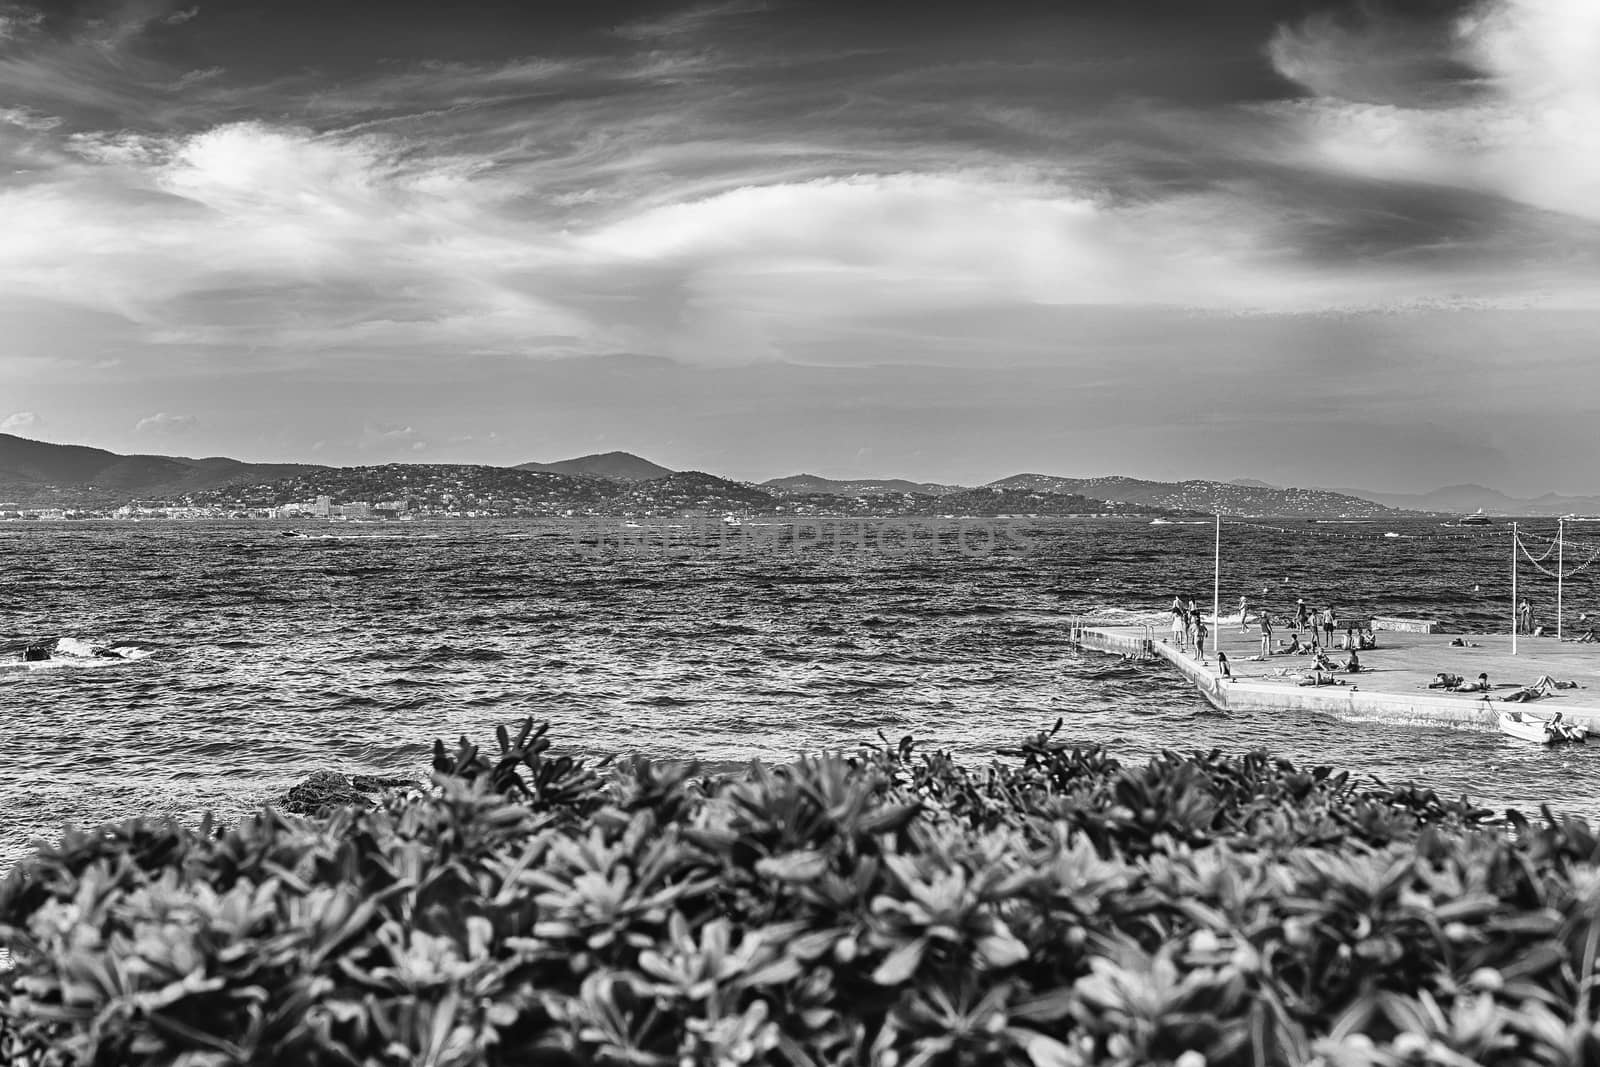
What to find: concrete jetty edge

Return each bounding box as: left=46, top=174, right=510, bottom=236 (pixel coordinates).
left=1069, top=619, right=1600, bottom=734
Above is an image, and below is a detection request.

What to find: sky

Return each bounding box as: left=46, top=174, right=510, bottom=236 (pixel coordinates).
left=2, top=0, right=1598, bottom=492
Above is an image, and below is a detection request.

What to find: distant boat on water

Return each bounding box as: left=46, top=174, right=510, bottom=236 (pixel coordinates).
left=1445, top=509, right=1493, bottom=527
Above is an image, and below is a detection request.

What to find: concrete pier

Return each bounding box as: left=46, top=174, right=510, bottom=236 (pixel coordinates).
left=1070, top=617, right=1600, bottom=734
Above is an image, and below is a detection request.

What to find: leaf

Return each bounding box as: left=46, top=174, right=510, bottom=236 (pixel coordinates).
left=1011, top=988, right=1079, bottom=1023
left=1009, top=1028, right=1083, bottom=1067
left=872, top=938, right=928, bottom=985
left=755, top=850, right=831, bottom=884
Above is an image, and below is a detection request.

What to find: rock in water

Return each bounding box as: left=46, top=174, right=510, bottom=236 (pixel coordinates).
left=278, top=770, right=417, bottom=815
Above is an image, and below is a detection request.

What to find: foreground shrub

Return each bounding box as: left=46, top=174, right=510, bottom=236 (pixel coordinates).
left=2, top=718, right=1600, bottom=1065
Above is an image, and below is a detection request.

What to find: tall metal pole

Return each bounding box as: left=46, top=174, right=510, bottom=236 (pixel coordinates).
left=1558, top=517, right=1565, bottom=641
left=1512, top=521, right=1518, bottom=656
left=1212, top=513, right=1221, bottom=649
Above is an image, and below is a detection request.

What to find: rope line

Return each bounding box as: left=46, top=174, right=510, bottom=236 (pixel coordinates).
left=1220, top=519, right=1512, bottom=543
left=1516, top=532, right=1600, bottom=580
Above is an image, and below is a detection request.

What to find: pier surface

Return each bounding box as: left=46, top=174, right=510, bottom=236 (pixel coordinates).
left=1074, top=620, right=1600, bottom=733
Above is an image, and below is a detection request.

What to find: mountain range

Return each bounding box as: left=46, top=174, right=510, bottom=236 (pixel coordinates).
left=4, top=432, right=1589, bottom=517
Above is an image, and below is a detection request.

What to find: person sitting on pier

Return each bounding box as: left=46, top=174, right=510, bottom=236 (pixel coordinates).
left=1343, top=650, right=1363, bottom=673
left=1358, top=629, right=1377, bottom=650
left=1216, top=651, right=1232, bottom=679
left=1278, top=632, right=1307, bottom=655
left=1427, top=672, right=1464, bottom=689
left=1312, top=651, right=1340, bottom=673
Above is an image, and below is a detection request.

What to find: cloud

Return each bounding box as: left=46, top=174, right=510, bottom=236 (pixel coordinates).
left=0, top=8, right=44, bottom=41
left=359, top=423, right=428, bottom=452
left=1, top=411, right=40, bottom=432
left=0, top=106, right=59, bottom=131
left=134, top=411, right=197, bottom=433
left=1269, top=0, right=1600, bottom=224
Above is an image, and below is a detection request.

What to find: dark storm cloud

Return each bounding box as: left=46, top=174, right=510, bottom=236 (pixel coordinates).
left=4, top=0, right=1600, bottom=492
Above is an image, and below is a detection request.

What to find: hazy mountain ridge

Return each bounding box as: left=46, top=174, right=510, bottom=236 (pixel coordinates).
left=985, top=474, right=1409, bottom=519
left=1328, top=484, right=1600, bottom=517
left=515, top=451, right=673, bottom=482
left=0, top=433, right=323, bottom=507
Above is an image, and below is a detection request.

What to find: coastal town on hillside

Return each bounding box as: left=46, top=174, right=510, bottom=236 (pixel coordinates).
left=3, top=465, right=1406, bottom=522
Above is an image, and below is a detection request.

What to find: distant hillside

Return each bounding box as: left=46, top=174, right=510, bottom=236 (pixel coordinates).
left=0, top=433, right=323, bottom=508
left=986, top=474, right=1406, bottom=519
left=1330, top=484, right=1600, bottom=517
left=189, top=464, right=618, bottom=514
left=516, top=451, right=672, bottom=483
left=935, top=486, right=1175, bottom=518
left=606, top=471, right=776, bottom=514
left=763, top=473, right=965, bottom=497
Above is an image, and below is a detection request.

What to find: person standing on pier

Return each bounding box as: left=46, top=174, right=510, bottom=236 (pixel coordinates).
left=1238, top=594, right=1250, bottom=633
left=1170, top=597, right=1187, bottom=649
left=1518, top=599, right=1533, bottom=635
left=1295, top=598, right=1310, bottom=632
left=1194, top=614, right=1208, bottom=663
left=1320, top=606, right=1336, bottom=650
left=1259, top=613, right=1273, bottom=660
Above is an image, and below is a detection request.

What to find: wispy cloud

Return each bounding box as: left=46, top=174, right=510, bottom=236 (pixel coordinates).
left=134, top=411, right=196, bottom=433
left=0, top=104, right=57, bottom=130
left=1, top=410, right=40, bottom=433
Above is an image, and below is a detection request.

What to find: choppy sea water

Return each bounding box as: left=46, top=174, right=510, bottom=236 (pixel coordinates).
left=3, top=516, right=1599, bottom=870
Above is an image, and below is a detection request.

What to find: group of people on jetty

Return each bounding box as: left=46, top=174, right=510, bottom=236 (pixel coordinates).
left=1167, top=594, right=1374, bottom=670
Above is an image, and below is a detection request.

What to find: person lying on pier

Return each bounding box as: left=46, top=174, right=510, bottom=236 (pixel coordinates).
left=1501, top=683, right=1549, bottom=703
left=1575, top=630, right=1597, bottom=643
left=1427, top=672, right=1464, bottom=689
left=1296, top=668, right=1345, bottom=687
left=1531, top=675, right=1581, bottom=690
left=1450, top=672, right=1492, bottom=693
left=1449, top=637, right=1481, bottom=648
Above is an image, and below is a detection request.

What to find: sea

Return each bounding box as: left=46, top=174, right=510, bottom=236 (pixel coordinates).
left=3, top=515, right=1599, bottom=871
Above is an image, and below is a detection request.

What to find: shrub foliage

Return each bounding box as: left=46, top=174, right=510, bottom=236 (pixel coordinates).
left=4, top=718, right=1600, bottom=1065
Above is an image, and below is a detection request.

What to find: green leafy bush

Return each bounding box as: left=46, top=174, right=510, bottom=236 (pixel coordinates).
left=3, top=717, right=1600, bottom=1066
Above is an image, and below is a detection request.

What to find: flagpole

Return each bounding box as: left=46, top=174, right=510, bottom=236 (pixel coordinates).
left=1558, top=517, right=1564, bottom=641
left=1511, top=521, right=1518, bottom=656
left=1212, top=513, right=1221, bottom=647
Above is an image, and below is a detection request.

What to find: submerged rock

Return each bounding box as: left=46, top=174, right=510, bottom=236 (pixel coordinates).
left=278, top=770, right=420, bottom=816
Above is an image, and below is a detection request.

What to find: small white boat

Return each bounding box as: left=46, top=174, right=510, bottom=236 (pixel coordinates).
left=1384, top=531, right=1400, bottom=538
left=1498, top=709, right=1587, bottom=744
